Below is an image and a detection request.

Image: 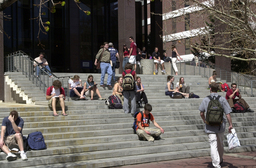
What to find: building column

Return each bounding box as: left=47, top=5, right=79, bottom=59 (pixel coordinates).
left=150, top=0, right=163, bottom=56
left=0, top=12, right=4, bottom=101
left=69, top=0, right=80, bottom=73
left=118, top=0, right=136, bottom=73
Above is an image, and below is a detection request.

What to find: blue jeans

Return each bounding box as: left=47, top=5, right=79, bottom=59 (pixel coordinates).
left=112, top=61, right=116, bottom=81
left=123, top=57, right=129, bottom=71
left=36, top=65, right=52, bottom=76
left=100, top=62, right=113, bottom=85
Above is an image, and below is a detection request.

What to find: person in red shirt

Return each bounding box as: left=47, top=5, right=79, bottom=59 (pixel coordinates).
left=122, top=63, right=136, bottom=114
left=128, top=36, right=137, bottom=72
left=46, top=80, right=67, bottom=116
left=136, top=104, right=164, bottom=141
left=226, top=83, right=254, bottom=112
left=122, top=44, right=130, bottom=71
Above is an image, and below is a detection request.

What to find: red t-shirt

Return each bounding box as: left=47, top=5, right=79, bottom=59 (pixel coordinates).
left=136, top=112, right=154, bottom=130
left=122, top=69, right=136, bottom=78
left=130, top=42, right=137, bottom=56
left=123, top=50, right=129, bottom=57
left=225, top=88, right=239, bottom=100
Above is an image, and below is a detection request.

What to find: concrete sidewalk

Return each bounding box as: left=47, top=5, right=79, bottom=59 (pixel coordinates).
left=118, top=152, right=256, bottom=168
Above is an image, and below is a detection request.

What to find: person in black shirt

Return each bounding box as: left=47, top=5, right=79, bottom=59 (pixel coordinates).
left=152, top=47, right=166, bottom=74
left=141, top=47, right=147, bottom=59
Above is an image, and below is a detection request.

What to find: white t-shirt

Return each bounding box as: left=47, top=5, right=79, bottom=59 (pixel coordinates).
left=176, top=82, right=187, bottom=88
left=69, top=79, right=80, bottom=88
left=51, top=88, right=60, bottom=97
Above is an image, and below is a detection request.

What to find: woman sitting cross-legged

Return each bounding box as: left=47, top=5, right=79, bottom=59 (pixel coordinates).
left=136, top=76, right=148, bottom=107
left=165, top=75, right=189, bottom=98
left=69, top=75, right=85, bottom=99
left=112, top=76, right=124, bottom=104
left=176, top=77, right=190, bottom=93
left=81, top=75, right=104, bottom=100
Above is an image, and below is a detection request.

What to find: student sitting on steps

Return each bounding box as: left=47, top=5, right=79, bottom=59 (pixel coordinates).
left=136, top=76, right=148, bottom=108
left=0, top=110, right=28, bottom=161
left=135, top=104, right=164, bottom=142
left=112, top=76, right=124, bottom=104
left=176, top=77, right=190, bottom=93
left=46, top=80, right=68, bottom=116
left=68, top=75, right=85, bottom=99
left=81, top=75, right=104, bottom=100
left=165, top=75, right=189, bottom=98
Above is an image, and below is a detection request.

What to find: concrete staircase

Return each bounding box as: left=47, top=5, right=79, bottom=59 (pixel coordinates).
left=0, top=72, right=255, bottom=167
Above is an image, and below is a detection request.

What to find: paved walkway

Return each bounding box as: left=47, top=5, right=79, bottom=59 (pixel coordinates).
left=0, top=102, right=45, bottom=108
left=118, top=152, right=256, bottom=168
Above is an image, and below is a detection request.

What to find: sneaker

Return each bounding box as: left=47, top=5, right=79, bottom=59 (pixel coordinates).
left=155, top=70, right=158, bottom=74
left=6, top=153, right=17, bottom=161
left=20, top=152, right=28, bottom=161
left=163, top=70, right=166, bottom=73
left=246, top=108, right=254, bottom=112
left=161, top=70, right=164, bottom=73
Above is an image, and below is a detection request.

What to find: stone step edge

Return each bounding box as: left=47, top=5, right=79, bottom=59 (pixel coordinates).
left=5, top=76, right=35, bottom=105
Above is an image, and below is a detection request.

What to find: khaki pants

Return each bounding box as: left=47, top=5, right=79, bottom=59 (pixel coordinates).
left=136, top=127, right=162, bottom=141
left=4, top=134, right=18, bottom=149
left=48, top=97, right=61, bottom=110
left=227, top=98, right=249, bottom=109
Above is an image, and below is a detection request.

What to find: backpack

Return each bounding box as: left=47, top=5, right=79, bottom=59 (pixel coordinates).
left=221, top=83, right=230, bottom=92
left=105, top=95, right=122, bottom=109
left=123, top=70, right=135, bottom=91
left=27, top=131, right=47, bottom=150
left=23, top=136, right=31, bottom=151
left=132, top=111, right=151, bottom=134
left=233, top=102, right=246, bottom=113
left=206, top=95, right=224, bottom=127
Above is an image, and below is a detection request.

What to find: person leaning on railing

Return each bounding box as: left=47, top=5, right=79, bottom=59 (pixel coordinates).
left=33, top=52, right=53, bottom=78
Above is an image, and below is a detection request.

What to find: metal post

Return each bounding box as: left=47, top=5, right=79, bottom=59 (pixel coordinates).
left=43, top=70, right=45, bottom=93
left=184, top=62, right=186, bottom=75
left=180, top=62, right=181, bottom=75
left=251, top=81, right=253, bottom=96
left=194, top=63, right=195, bottom=75
left=199, top=62, right=201, bottom=76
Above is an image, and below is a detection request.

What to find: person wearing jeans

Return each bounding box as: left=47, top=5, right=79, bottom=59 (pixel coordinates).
left=199, top=83, right=233, bottom=168
left=108, top=42, right=119, bottom=81
left=94, top=42, right=113, bottom=88
left=34, top=52, right=52, bottom=77
left=122, top=44, right=129, bottom=71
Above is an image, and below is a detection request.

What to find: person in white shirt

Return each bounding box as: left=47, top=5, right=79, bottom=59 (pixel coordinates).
left=46, top=80, right=67, bottom=116
left=33, top=52, right=52, bottom=77
left=68, top=75, right=85, bottom=99
left=176, top=77, right=190, bottom=93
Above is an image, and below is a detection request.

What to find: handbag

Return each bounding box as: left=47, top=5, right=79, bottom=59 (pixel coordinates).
left=226, top=128, right=241, bottom=150
left=96, top=49, right=104, bottom=69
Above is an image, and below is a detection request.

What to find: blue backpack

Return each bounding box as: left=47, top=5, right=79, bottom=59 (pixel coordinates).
left=27, top=131, right=47, bottom=150
left=132, top=111, right=151, bottom=134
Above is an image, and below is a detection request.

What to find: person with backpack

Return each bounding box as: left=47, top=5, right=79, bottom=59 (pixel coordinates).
left=112, top=76, right=124, bottom=104
left=199, top=83, right=233, bottom=168
left=0, top=110, right=28, bottom=161
left=135, top=104, right=164, bottom=141
left=46, top=80, right=67, bottom=116
left=225, top=83, right=254, bottom=113
left=108, top=42, right=119, bottom=81
left=122, top=63, right=136, bottom=114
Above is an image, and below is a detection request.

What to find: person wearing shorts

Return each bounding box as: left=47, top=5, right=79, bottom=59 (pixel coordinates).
left=152, top=47, right=166, bottom=74
left=46, top=80, right=67, bottom=116
left=0, top=110, right=27, bottom=161
left=81, top=75, right=104, bottom=100
left=129, top=36, right=137, bottom=72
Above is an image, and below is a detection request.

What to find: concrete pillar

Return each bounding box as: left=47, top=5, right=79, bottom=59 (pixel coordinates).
left=69, top=0, right=80, bottom=73
left=118, top=0, right=136, bottom=73
left=0, top=11, right=4, bottom=101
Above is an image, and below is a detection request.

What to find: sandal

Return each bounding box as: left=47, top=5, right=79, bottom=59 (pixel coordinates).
left=62, top=113, right=68, bottom=116
left=53, top=113, right=59, bottom=117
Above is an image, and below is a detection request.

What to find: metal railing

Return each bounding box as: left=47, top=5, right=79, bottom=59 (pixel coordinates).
left=171, top=60, right=256, bottom=96
left=5, top=50, right=72, bottom=98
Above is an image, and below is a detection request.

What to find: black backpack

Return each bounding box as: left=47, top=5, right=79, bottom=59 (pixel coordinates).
left=206, top=96, right=224, bottom=127
left=105, top=95, right=122, bottom=109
